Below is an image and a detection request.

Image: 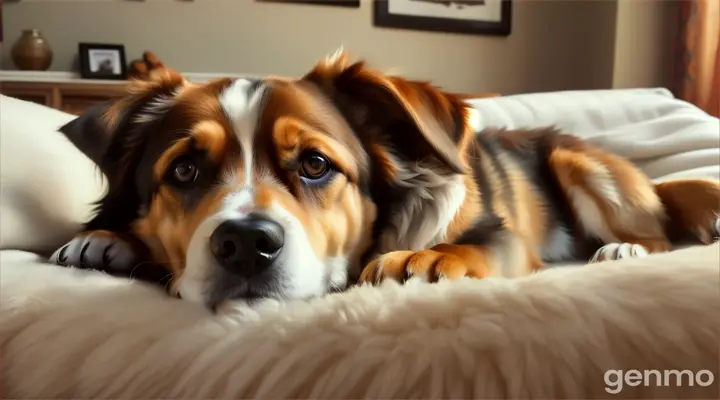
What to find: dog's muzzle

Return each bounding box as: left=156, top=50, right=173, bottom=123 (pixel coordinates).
left=209, top=214, right=285, bottom=277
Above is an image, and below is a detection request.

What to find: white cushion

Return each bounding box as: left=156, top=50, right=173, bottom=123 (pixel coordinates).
left=0, top=95, right=106, bottom=255
left=467, top=88, right=720, bottom=181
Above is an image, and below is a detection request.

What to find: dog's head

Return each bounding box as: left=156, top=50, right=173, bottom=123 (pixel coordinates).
left=60, top=53, right=473, bottom=309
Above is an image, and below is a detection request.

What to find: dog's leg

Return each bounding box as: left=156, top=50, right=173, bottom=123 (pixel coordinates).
left=547, top=143, right=673, bottom=263
left=358, top=219, right=542, bottom=284
left=654, top=178, right=720, bottom=244
left=49, top=230, right=170, bottom=284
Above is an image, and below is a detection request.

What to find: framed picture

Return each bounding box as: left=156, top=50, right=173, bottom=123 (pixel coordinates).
left=78, top=43, right=128, bottom=80
left=258, top=0, right=360, bottom=8
left=373, top=0, right=511, bottom=36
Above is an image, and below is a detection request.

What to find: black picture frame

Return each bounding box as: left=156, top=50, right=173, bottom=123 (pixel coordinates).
left=373, top=0, right=511, bottom=36
left=78, top=43, right=128, bottom=80
left=258, top=0, right=360, bottom=7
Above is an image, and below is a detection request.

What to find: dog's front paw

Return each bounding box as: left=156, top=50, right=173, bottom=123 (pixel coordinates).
left=49, top=230, right=166, bottom=282
left=50, top=230, right=141, bottom=275
left=589, top=243, right=649, bottom=264
left=358, top=244, right=487, bottom=285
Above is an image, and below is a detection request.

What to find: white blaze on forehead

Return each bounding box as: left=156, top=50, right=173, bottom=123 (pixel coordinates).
left=132, top=89, right=183, bottom=125
left=219, top=78, right=266, bottom=188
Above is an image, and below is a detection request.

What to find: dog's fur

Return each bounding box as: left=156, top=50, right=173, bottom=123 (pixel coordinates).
left=51, top=50, right=720, bottom=310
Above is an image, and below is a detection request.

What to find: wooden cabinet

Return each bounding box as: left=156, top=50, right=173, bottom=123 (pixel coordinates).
left=1, top=80, right=129, bottom=116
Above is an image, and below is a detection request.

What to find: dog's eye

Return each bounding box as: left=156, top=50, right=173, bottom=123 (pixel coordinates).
left=299, top=152, right=331, bottom=180
left=170, top=156, right=199, bottom=184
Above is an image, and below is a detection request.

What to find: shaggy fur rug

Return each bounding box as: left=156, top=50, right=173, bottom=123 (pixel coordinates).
left=1, top=244, right=719, bottom=399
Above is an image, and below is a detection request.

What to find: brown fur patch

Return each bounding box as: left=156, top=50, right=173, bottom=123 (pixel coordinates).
left=191, top=120, right=227, bottom=162
left=655, top=178, right=720, bottom=244
left=549, top=143, right=670, bottom=252
left=366, top=142, right=401, bottom=182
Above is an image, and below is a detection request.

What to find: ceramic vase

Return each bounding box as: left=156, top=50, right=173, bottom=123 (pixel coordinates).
left=11, top=29, right=53, bottom=71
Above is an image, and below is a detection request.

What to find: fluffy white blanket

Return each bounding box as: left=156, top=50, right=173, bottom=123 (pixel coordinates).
left=1, top=244, right=719, bottom=399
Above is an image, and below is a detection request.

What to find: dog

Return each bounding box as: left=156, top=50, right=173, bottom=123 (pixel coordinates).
left=50, top=50, right=720, bottom=311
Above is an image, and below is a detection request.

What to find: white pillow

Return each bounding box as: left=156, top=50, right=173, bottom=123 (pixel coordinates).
left=0, top=95, right=106, bottom=255
left=467, top=88, right=720, bottom=181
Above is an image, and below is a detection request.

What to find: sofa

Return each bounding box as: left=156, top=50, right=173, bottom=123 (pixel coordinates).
left=1, top=88, right=719, bottom=398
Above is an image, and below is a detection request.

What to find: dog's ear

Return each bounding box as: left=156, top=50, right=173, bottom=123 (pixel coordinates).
left=58, top=102, right=112, bottom=169
left=57, top=68, right=187, bottom=178
left=57, top=69, right=188, bottom=232
left=302, top=49, right=471, bottom=176
left=58, top=101, right=116, bottom=170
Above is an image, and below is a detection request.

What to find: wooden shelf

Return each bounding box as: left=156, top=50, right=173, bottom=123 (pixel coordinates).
left=1, top=80, right=130, bottom=115
left=0, top=70, right=257, bottom=115
left=0, top=71, right=499, bottom=115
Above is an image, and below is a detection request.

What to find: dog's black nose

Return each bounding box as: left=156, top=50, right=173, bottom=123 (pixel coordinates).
left=210, top=215, right=285, bottom=275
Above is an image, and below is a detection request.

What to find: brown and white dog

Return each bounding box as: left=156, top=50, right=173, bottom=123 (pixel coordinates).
left=50, top=50, right=720, bottom=310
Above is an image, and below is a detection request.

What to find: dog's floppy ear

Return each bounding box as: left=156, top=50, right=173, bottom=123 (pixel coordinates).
left=57, top=68, right=187, bottom=178
left=56, top=69, right=188, bottom=232
left=302, top=49, right=471, bottom=175
left=58, top=101, right=116, bottom=171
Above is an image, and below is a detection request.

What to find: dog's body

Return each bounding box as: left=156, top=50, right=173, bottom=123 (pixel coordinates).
left=51, top=51, right=720, bottom=311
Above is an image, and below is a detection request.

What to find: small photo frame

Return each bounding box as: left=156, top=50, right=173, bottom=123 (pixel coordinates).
left=78, top=43, right=128, bottom=80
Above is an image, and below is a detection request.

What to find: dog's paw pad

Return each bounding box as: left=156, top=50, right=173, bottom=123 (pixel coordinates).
left=589, top=243, right=649, bottom=264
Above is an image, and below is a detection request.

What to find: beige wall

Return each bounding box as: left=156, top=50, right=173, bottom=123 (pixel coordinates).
left=613, top=0, right=674, bottom=89
left=3, top=0, right=625, bottom=95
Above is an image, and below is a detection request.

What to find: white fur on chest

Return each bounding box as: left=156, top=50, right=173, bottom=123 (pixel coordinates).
left=375, top=173, right=466, bottom=255
left=541, top=226, right=575, bottom=262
